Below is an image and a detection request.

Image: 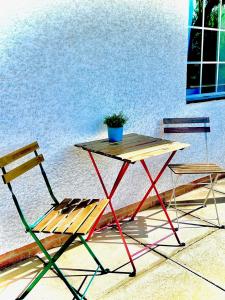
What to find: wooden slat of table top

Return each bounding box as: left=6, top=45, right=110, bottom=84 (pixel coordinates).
left=75, top=133, right=189, bottom=163
left=77, top=199, right=109, bottom=234
left=96, top=139, right=170, bottom=157
left=169, top=163, right=225, bottom=174
left=33, top=198, right=72, bottom=232
left=76, top=133, right=153, bottom=147
left=120, top=141, right=189, bottom=162
left=76, top=134, right=159, bottom=156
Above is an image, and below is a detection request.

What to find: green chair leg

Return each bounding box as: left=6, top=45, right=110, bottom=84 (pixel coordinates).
left=17, top=232, right=108, bottom=300
left=79, top=235, right=109, bottom=275
left=0, top=143, right=110, bottom=300
left=17, top=232, right=81, bottom=300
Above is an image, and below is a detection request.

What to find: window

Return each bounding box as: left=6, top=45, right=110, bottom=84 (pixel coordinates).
left=187, top=0, right=225, bottom=103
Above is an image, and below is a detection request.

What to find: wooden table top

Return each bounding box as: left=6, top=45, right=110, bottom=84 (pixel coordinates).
left=75, top=133, right=190, bottom=163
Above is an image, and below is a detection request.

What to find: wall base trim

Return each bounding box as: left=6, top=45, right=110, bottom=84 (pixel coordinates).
left=1, top=174, right=223, bottom=270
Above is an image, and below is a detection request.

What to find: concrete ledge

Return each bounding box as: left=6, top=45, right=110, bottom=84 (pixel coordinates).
left=0, top=174, right=223, bottom=270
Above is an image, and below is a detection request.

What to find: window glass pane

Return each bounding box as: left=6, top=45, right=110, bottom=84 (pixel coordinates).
left=203, top=30, right=218, bottom=61
left=218, top=64, right=225, bottom=91
left=189, top=0, right=203, bottom=27
left=188, top=29, right=202, bottom=61
left=204, top=0, right=220, bottom=28
left=187, top=64, right=201, bottom=95
left=202, top=63, right=217, bottom=93
left=219, top=32, right=225, bottom=61
left=221, top=0, right=225, bottom=29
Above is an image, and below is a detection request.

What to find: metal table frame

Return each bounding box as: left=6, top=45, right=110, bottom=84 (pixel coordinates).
left=75, top=134, right=189, bottom=276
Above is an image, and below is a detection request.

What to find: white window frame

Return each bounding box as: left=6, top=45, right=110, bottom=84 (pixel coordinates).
left=187, top=0, right=225, bottom=103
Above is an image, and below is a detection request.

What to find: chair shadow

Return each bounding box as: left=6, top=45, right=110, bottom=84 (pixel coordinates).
left=166, top=196, right=225, bottom=206
left=91, top=209, right=176, bottom=243
left=3, top=196, right=223, bottom=297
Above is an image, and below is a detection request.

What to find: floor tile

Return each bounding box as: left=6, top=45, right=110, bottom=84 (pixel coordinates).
left=101, top=259, right=225, bottom=300
left=173, top=229, right=225, bottom=289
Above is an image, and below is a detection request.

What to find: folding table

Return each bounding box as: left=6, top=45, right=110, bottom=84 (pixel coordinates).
left=75, top=133, right=189, bottom=276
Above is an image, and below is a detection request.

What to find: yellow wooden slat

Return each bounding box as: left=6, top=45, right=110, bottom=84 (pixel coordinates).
left=2, top=155, right=44, bottom=183
left=169, top=163, right=225, bottom=174
left=77, top=199, right=109, bottom=234
left=43, top=212, right=72, bottom=233
left=65, top=203, right=97, bottom=234
left=54, top=207, right=83, bottom=233
left=54, top=199, right=98, bottom=233
left=76, top=133, right=138, bottom=151
left=43, top=199, right=84, bottom=233
left=119, top=142, right=189, bottom=161
left=122, top=142, right=189, bottom=162
left=0, top=142, right=39, bottom=168
left=75, top=134, right=189, bottom=163
left=97, top=139, right=166, bottom=157
left=33, top=199, right=72, bottom=232
left=76, top=134, right=159, bottom=156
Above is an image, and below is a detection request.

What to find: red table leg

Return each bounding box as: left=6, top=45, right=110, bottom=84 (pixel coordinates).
left=139, top=159, right=185, bottom=246
left=86, top=151, right=136, bottom=276
left=130, top=151, right=177, bottom=220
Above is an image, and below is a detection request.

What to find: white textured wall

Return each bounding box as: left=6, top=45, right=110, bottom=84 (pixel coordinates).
left=1, top=0, right=225, bottom=254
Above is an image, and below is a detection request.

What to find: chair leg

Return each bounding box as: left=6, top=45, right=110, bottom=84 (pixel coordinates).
left=16, top=232, right=83, bottom=300
left=203, top=174, right=219, bottom=207
left=168, top=173, right=222, bottom=229
left=208, top=174, right=221, bottom=227
left=168, top=172, right=180, bottom=230
left=79, top=235, right=109, bottom=274
left=167, top=171, right=174, bottom=209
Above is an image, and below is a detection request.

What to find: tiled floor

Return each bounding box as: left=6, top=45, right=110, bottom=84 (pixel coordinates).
left=0, top=183, right=225, bottom=300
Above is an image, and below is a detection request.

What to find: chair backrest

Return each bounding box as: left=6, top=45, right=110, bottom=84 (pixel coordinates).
left=163, top=117, right=210, bottom=161
left=0, top=142, right=44, bottom=184
left=0, top=142, right=58, bottom=229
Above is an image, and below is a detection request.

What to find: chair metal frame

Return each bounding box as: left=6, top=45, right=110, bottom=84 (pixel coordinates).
left=0, top=142, right=109, bottom=300
left=163, top=117, right=224, bottom=229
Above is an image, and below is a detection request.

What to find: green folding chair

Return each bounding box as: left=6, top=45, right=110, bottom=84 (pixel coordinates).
left=0, top=142, right=109, bottom=300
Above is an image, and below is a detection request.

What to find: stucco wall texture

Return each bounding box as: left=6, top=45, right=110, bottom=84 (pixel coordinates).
left=1, top=0, right=225, bottom=254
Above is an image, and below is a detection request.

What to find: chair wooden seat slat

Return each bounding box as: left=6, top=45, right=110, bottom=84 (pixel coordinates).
left=65, top=202, right=98, bottom=234
left=39, top=198, right=82, bottom=233
left=53, top=199, right=97, bottom=233
left=33, top=198, right=108, bottom=235
left=33, top=198, right=72, bottom=232
left=77, top=198, right=109, bottom=234
left=0, top=142, right=110, bottom=300
left=169, top=163, right=225, bottom=174
left=54, top=202, right=85, bottom=233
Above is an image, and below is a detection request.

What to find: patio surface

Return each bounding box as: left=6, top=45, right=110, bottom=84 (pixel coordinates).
left=1, top=180, right=225, bottom=300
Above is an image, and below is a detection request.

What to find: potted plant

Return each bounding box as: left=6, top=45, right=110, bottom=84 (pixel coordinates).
left=104, top=112, right=128, bottom=143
